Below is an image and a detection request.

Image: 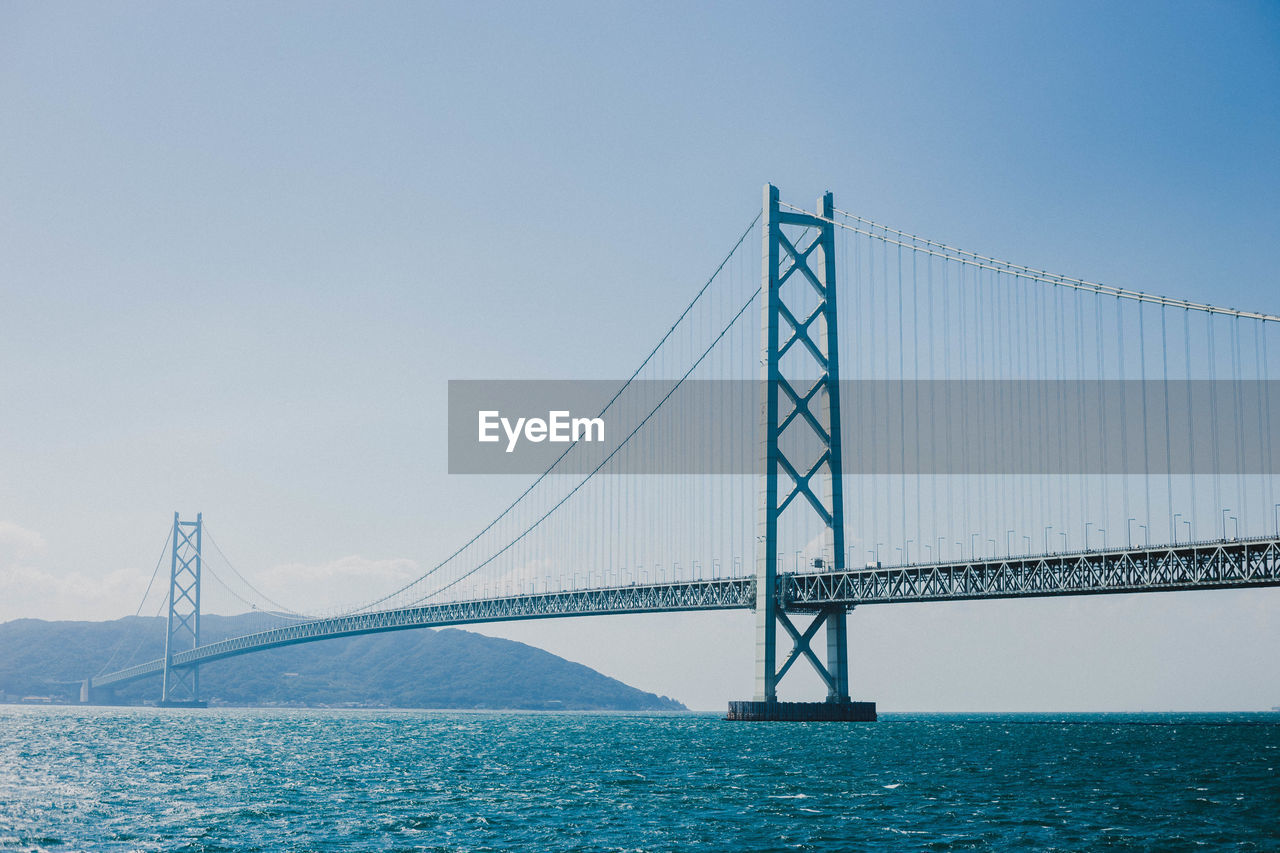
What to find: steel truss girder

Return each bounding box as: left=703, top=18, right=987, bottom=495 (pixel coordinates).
left=90, top=537, right=1280, bottom=692
left=92, top=577, right=755, bottom=688
left=785, top=537, right=1280, bottom=607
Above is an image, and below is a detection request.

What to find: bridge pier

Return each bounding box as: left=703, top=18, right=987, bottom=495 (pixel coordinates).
left=730, top=185, right=876, bottom=720
left=161, top=512, right=203, bottom=707
left=726, top=700, right=877, bottom=722
left=731, top=603, right=876, bottom=721
left=79, top=679, right=117, bottom=705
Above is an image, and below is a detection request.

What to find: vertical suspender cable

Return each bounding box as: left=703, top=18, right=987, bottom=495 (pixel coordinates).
left=1209, top=314, right=1221, bottom=536
left=1185, top=308, right=1197, bottom=540
left=1160, top=304, right=1174, bottom=542
left=1139, top=301, right=1151, bottom=541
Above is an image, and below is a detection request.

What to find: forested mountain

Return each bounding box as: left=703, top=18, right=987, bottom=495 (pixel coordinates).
left=0, top=614, right=685, bottom=711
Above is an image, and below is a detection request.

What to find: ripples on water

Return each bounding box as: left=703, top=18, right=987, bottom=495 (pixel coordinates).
left=0, top=707, right=1276, bottom=851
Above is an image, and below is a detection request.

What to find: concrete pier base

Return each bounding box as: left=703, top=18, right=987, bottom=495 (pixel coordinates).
left=80, top=680, right=118, bottom=705
left=726, top=700, right=877, bottom=721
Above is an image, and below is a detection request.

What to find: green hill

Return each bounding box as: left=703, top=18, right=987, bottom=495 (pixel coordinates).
left=0, top=614, right=685, bottom=711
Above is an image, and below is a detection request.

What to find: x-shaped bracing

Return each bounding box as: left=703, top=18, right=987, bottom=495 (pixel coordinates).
left=776, top=228, right=827, bottom=298
left=776, top=449, right=834, bottom=525
left=777, top=375, right=830, bottom=440
left=774, top=609, right=837, bottom=690
left=778, top=301, right=830, bottom=368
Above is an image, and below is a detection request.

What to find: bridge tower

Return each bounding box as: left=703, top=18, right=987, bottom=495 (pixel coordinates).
left=160, top=512, right=206, bottom=707
left=729, top=185, right=875, bottom=721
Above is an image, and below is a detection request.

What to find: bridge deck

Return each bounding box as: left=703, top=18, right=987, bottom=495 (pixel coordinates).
left=91, top=537, right=1280, bottom=690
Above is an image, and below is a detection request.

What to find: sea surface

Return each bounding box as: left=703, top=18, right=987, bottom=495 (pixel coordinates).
left=0, top=706, right=1276, bottom=851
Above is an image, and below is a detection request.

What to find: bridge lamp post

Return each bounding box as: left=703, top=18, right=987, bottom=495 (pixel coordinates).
left=936, top=537, right=946, bottom=561
left=1060, top=532, right=1068, bottom=551
left=866, top=549, right=875, bottom=567
left=905, top=539, right=914, bottom=564
left=1222, top=508, right=1232, bottom=540
left=970, top=533, right=979, bottom=560
left=987, top=538, right=997, bottom=559
left=924, top=544, right=932, bottom=563
left=1173, top=513, right=1183, bottom=543
left=1229, top=516, right=1239, bottom=540
left=1044, top=525, right=1053, bottom=553
left=1006, top=530, right=1015, bottom=557
left=1023, top=535, right=1032, bottom=555
left=1274, top=504, right=1280, bottom=535
left=1085, top=521, right=1093, bottom=549
left=1127, top=517, right=1137, bottom=548
left=1098, top=529, right=1107, bottom=548
left=894, top=546, right=902, bottom=564
left=1139, top=524, right=1148, bottom=547
left=1183, top=520, right=1192, bottom=541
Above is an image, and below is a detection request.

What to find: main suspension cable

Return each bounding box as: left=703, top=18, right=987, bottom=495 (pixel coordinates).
left=418, top=284, right=763, bottom=603
left=343, top=211, right=762, bottom=614
left=780, top=202, right=1279, bottom=322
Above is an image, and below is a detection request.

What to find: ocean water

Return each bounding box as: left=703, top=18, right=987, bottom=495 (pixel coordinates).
left=0, top=707, right=1276, bottom=852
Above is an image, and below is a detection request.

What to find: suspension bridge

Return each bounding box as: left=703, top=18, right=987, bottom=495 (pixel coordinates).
left=84, top=185, right=1280, bottom=719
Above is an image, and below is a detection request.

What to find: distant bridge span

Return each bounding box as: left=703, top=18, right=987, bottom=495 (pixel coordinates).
left=91, top=536, right=1280, bottom=692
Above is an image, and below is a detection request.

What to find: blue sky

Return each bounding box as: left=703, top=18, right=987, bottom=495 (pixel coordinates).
left=1, top=2, right=1278, bottom=709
